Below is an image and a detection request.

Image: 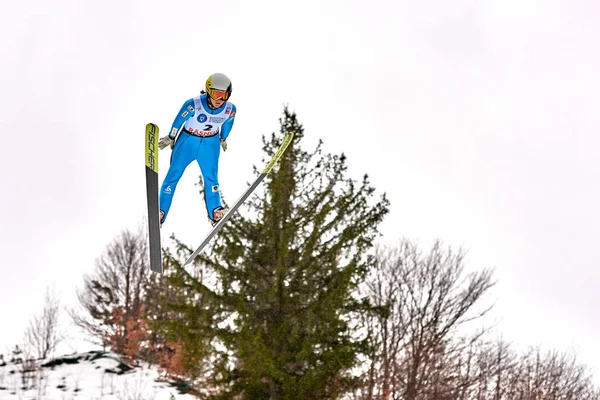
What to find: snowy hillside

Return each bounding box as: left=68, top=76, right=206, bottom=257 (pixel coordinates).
left=0, top=351, right=197, bottom=400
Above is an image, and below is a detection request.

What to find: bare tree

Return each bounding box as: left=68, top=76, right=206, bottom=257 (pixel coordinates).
left=357, top=239, right=495, bottom=400
left=68, top=226, right=151, bottom=354
left=440, top=337, right=600, bottom=400
left=349, top=239, right=600, bottom=400
left=24, top=286, right=61, bottom=359
left=440, top=335, right=517, bottom=400
left=501, top=346, right=600, bottom=400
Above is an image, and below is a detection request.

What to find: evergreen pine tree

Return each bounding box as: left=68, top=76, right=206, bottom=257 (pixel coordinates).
left=146, top=249, right=223, bottom=383
left=162, top=107, right=389, bottom=399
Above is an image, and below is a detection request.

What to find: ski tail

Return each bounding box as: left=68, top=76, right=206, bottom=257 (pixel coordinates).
left=145, top=123, right=162, bottom=273
left=181, top=130, right=295, bottom=267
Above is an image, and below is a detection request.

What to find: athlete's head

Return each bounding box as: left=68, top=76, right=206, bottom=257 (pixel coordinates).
left=205, top=72, right=232, bottom=109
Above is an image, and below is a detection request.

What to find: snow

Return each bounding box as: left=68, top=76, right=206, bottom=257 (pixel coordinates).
left=0, top=351, right=197, bottom=400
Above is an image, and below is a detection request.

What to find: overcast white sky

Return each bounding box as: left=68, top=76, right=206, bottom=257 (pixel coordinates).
left=1, top=0, right=599, bottom=376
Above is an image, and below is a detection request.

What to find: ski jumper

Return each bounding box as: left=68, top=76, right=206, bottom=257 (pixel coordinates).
left=159, top=94, right=237, bottom=223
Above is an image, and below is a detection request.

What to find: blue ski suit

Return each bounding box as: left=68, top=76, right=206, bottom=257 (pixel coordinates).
left=159, top=93, right=236, bottom=223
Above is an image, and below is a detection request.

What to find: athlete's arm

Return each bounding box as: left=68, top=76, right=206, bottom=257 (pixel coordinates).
left=219, top=104, right=237, bottom=140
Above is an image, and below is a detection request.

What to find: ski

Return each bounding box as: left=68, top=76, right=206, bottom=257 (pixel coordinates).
left=181, top=131, right=295, bottom=267
left=145, top=123, right=162, bottom=273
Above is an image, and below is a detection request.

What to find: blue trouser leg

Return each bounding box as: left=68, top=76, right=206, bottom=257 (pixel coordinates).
left=196, top=135, right=222, bottom=219
left=159, top=133, right=199, bottom=223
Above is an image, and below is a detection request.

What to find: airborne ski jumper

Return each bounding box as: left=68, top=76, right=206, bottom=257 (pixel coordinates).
left=146, top=72, right=294, bottom=271
left=158, top=72, right=236, bottom=227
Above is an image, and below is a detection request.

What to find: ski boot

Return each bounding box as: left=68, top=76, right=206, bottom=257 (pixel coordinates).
left=209, top=206, right=228, bottom=227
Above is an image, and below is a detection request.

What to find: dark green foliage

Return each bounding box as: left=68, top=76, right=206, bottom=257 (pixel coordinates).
left=160, top=107, right=389, bottom=399
left=168, top=379, right=193, bottom=394
left=41, top=351, right=133, bottom=375
left=10, top=345, right=23, bottom=364
left=41, top=357, right=80, bottom=368
left=145, top=249, right=225, bottom=381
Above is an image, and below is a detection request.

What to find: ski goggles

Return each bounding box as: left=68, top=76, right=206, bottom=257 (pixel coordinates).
left=207, top=88, right=230, bottom=101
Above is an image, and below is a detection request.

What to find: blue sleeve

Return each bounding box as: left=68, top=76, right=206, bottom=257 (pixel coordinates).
left=220, top=104, right=236, bottom=140
left=169, top=99, right=195, bottom=139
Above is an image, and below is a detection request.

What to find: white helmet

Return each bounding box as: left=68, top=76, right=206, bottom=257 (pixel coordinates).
left=205, top=73, right=232, bottom=101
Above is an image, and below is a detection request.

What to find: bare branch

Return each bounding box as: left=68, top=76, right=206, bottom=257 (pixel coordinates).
left=24, top=286, right=61, bottom=359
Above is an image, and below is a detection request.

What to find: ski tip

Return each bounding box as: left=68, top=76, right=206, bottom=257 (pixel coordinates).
left=145, top=123, right=159, bottom=172
left=261, top=131, right=295, bottom=174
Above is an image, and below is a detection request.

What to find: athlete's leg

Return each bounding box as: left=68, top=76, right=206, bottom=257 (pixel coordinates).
left=159, top=133, right=199, bottom=223
left=196, top=136, right=223, bottom=221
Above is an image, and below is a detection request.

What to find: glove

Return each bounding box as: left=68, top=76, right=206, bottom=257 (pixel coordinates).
left=220, top=138, right=227, bottom=152
left=159, top=135, right=175, bottom=150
